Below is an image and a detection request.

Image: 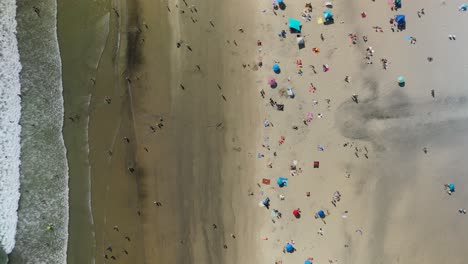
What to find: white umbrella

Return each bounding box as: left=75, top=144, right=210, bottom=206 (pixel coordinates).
left=296, top=37, right=304, bottom=45
left=325, top=1, right=333, bottom=7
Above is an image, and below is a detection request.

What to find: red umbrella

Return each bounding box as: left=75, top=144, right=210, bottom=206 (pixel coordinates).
left=268, top=77, right=277, bottom=85
left=293, top=209, right=301, bottom=218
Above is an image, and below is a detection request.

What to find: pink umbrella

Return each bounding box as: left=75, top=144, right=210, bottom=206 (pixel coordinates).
left=307, top=112, right=313, bottom=122
left=268, top=78, right=277, bottom=85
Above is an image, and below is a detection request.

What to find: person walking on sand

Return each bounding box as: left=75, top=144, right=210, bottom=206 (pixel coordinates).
left=317, top=228, right=324, bottom=236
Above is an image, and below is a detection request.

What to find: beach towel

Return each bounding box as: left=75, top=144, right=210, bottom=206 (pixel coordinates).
left=262, top=178, right=271, bottom=185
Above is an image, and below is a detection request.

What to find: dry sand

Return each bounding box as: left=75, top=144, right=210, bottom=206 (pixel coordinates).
left=250, top=0, right=468, bottom=263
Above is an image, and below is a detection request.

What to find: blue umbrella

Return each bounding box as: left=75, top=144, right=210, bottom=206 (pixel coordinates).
left=305, top=260, right=313, bottom=264
left=323, top=10, right=333, bottom=20
left=317, top=210, right=326, bottom=218
left=273, top=63, right=281, bottom=73
left=285, top=243, right=294, bottom=252
left=395, top=14, right=405, bottom=24
left=449, top=183, right=455, bottom=192
left=278, top=0, right=283, bottom=3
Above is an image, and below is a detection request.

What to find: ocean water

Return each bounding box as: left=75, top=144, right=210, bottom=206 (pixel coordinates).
left=0, top=0, right=22, bottom=256
left=7, top=0, right=69, bottom=262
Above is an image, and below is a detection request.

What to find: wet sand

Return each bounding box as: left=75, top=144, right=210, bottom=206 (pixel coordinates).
left=58, top=0, right=111, bottom=262
left=119, top=0, right=263, bottom=262
left=61, top=0, right=263, bottom=261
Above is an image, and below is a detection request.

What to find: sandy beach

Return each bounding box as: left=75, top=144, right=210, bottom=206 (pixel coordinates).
left=52, top=0, right=468, bottom=263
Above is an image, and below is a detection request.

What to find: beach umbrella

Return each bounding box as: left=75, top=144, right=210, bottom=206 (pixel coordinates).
left=449, top=183, right=455, bottom=192
left=268, top=77, right=276, bottom=85
left=317, top=210, right=326, bottom=218
left=296, top=37, right=305, bottom=45
left=273, top=63, right=281, bottom=73
left=278, top=0, right=283, bottom=3
left=323, top=10, right=333, bottom=19
left=288, top=18, right=301, bottom=32
left=305, top=260, right=313, bottom=264
left=277, top=177, right=288, bottom=187
left=324, top=1, right=332, bottom=7
left=397, top=76, right=405, bottom=83
left=395, top=14, right=405, bottom=24
left=459, top=4, right=467, bottom=11
left=285, top=243, right=294, bottom=252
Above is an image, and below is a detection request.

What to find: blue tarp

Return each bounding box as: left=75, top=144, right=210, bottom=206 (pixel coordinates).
left=277, top=177, right=288, bottom=187
left=395, top=14, right=405, bottom=24
left=285, top=243, right=294, bottom=252
left=323, top=10, right=333, bottom=19
left=288, top=18, right=301, bottom=31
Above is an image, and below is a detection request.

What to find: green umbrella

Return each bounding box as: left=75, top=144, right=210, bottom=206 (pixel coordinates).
left=397, top=76, right=405, bottom=83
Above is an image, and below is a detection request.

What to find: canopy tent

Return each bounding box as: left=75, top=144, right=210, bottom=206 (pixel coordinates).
left=285, top=243, right=294, bottom=253
left=395, top=14, right=405, bottom=24
left=323, top=10, right=333, bottom=20
left=273, top=63, right=281, bottom=73
left=288, top=18, right=301, bottom=32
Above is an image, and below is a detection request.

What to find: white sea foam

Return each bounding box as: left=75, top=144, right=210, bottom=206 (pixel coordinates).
left=0, top=0, right=22, bottom=254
